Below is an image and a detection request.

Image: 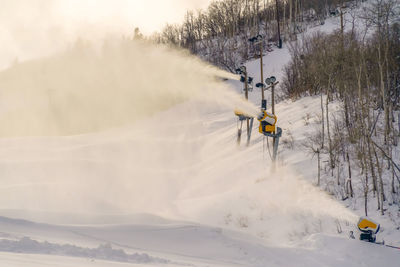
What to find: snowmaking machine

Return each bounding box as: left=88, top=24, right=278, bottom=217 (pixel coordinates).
left=257, top=108, right=282, bottom=161
left=357, top=217, right=380, bottom=242
left=234, top=105, right=282, bottom=162
left=257, top=110, right=277, bottom=135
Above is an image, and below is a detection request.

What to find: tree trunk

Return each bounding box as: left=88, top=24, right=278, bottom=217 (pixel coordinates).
left=379, top=162, right=385, bottom=215
left=337, top=160, right=340, bottom=186
left=289, top=0, right=293, bottom=36
left=364, top=154, right=369, bottom=217
left=373, top=145, right=384, bottom=215
left=326, top=76, right=334, bottom=172
left=378, top=42, right=389, bottom=144
left=367, top=138, right=378, bottom=196
left=392, top=167, right=396, bottom=194
left=317, top=149, right=321, bottom=186
left=398, top=112, right=400, bottom=137
left=346, top=151, right=353, bottom=197
left=294, top=0, right=298, bottom=34
left=320, top=91, right=325, bottom=149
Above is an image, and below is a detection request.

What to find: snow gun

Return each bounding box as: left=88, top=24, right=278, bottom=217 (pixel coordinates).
left=234, top=104, right=282, bottom=161
left=357, top=217, right=380, bottom=242
left=234, top=109, right=279, bottom=135
left=257, top=109, right=282, bottom=162
left=257, top=110, right=277, bottom=135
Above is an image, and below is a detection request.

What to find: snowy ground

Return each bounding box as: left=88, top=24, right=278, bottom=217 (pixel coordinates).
left=0, top=214, right=398, bottom=267
left=0, top=3, right=399, bottom=266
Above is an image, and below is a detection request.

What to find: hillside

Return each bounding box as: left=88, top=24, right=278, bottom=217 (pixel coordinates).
left=0, top=0, right=399, bottom=266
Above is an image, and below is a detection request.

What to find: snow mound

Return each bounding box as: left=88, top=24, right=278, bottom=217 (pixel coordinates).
left=0, top=237, right=173, bottom=265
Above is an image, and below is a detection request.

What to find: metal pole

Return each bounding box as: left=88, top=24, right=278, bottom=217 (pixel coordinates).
left=245, top=70, right=250, bottom=142
left=260, top=40, right=264, bottom=100
left=275, top=0, right=282, bottom=48
left=237, top=121, right=242, bottom=144
left=273, top=135, right=280, bottom=161
left=247, top=118, right=254, bottom=146
left=271, top=82, right=275, bottom=114
left=244, top=70, right=249, bottom=100
left=272, top=82, right=276, bottom=158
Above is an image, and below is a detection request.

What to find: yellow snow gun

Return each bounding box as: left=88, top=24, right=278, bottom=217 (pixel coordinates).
left=257, top=110, right=277, bottom=134
left=357, top=217, right=380, bottom=242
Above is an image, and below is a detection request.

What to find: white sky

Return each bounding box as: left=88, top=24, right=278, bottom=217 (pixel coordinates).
left=0, top=0, right=212, bottom=69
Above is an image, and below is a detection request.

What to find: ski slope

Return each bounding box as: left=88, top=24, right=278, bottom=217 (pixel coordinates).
left=0, top=4, right=399, bottom=266
left=0, top=215, right=399, bottom=267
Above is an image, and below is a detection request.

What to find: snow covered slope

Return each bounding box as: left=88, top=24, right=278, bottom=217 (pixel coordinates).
left=0, top=90, right=398, bottom=266
left=0, top=215, right=399, bottom=267
left=0, top=3, right=399, bottom=266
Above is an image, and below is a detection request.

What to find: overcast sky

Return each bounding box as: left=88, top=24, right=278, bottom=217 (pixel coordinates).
left=0, top=0, right=212, bottom=69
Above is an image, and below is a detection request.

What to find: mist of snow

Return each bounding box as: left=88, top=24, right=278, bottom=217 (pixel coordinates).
left=0, top=39, right=257, bottom=136
left=0, top=35, right=356, bottom=246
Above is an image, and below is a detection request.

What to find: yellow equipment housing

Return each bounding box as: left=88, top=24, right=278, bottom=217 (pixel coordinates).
left=260, top=124, right=275, bottom=133
left=257, top=110, right=277, bottom=133
left=357, top=217, right=380, bottom=234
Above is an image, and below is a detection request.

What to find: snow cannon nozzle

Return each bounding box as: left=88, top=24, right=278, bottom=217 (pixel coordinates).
left=234, top=109, right=253, bottom=121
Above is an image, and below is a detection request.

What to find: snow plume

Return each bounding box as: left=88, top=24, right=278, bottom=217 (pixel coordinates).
left=174, top=165, right=359, bottom=245
left=0, top=29, right=356, bottom=247
left=0, top=37, right=260, bottom=221
left=0, top=39, right=257, bottom=136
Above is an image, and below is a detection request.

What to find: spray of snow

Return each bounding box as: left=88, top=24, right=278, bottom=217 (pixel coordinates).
left=0, top=39, right=257, bottom=136
left=0, top=27, right=356, bottom=247
left=173, top=158, right=358, bottom=245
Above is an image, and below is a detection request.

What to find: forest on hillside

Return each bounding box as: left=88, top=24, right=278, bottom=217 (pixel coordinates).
left=147, top=0, right=367, bottom=70
left=284, top=0, right=400, bottom=217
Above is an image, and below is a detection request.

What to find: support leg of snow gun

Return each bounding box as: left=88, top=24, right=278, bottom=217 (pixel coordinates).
left=237, top=119, right=243, bottom=144
left=257, top=106, right=282, bottom=166
left=272, top=127, right=282, bottom=161
left=247, top=118, right=254, bottom=146
left=235, top=110, right=253, bottom=146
